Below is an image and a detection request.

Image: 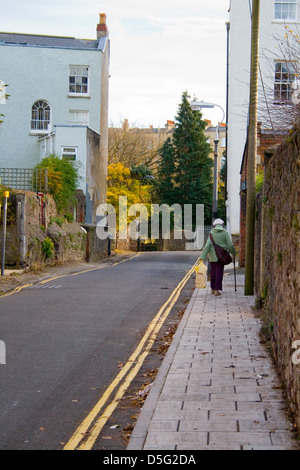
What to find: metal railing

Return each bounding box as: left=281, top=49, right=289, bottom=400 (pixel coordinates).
left=0, top=168, right=48, bottom=192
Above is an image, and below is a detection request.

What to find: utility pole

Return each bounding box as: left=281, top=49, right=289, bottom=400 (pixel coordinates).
left=245, top=0, right=260, bottom=295
left=1, top=191, right=9, bottom=276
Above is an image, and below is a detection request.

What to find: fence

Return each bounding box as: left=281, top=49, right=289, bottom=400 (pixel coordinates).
left=137, top=225, right=215, bottom=252
left=0, top=168, right=48, bottom=193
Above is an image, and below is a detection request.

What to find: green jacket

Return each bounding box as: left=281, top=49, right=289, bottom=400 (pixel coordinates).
left=200, top=225, right=236, bottom=263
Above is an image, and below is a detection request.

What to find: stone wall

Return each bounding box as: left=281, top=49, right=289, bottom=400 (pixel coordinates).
left=0, top=190, right=112, bottom=268
left=255, top=123, right=300, bottom=432
left=82, top=224, right=113, bottom=262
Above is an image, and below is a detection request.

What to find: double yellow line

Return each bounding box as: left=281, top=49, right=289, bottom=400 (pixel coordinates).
left=63, top=256, right=201, bottom=450
left=1, top=253, right=200, bottom=450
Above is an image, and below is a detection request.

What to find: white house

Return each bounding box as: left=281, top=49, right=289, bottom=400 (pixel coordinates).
left=0, top=14, right=110, bottom=224
left=227, top=0, right=300, bottom=235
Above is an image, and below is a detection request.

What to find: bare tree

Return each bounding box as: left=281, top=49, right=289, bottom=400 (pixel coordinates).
left=258, top=24, right=300, bottom=134
left=108, top=119, right=171, bottom=170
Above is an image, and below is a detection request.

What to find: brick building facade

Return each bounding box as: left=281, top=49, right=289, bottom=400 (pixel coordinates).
left=239, top=123, right=286, bottom=266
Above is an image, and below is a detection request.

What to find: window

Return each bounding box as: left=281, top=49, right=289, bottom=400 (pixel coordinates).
left=68, top=110, right=89, bottom=125
left=69, top=66, right=89, bottom=95
left=274, top=61, right=296, bottom=102
left=274, top=0, right=297, bottom=21
left=31, top=101, right=51, bottom=132
left=61, top=147, right=77, bottom=161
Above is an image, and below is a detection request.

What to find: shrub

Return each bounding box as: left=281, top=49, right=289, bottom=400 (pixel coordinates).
left=34, top=154, right=81, bottom=213
left=42, top=237, right=55, bottom=259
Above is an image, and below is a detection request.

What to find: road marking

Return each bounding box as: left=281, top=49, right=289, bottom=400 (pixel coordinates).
left=38, top=253, right=140, bottom=285
left=0, top=284, right=34, bottom=297
left=63, top=256, right=201, bottom=450
left=28, top=284, right=62, bottom=289
left=0, top=253, right=140, bottom=298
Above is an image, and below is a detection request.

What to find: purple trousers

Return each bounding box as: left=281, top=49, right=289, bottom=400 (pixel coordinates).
left=210, top=262, right=224, bottom=291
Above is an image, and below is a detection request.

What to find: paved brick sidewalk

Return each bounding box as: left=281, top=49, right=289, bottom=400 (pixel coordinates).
left=128, top=267, right=300, bottom=450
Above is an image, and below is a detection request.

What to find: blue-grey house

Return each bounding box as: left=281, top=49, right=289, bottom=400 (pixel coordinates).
left=0, top=14, right=110, bottom=224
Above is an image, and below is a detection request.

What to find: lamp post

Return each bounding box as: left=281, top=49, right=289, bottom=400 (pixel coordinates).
left=191, top=101, right=225, bottom=223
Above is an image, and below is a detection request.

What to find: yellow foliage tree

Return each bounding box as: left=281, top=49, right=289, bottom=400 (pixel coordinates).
left=107, top=163, right=153, bottom=230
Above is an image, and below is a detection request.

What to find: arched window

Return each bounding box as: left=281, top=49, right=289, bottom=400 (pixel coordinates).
left=31, top=101, right=51, bottom=132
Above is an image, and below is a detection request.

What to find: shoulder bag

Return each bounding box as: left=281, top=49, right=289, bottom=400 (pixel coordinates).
left=209, top=233, right=232, bottom=265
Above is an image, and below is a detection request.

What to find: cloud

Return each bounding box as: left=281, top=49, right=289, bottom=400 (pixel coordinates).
left=148, top=15, right=225, bottom=39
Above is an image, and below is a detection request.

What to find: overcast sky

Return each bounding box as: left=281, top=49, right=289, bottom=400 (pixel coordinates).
left=1, top=0, right=231, bottom=127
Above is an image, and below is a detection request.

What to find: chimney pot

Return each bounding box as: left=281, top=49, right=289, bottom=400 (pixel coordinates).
left=97, top=13, right=109, bottom=38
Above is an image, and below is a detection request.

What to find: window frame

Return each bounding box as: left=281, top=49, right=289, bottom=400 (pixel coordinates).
left=68, top=65, right=90, bottom=97
left=30, top=100, right=51, bottom=134
left=68, top=109, right=89, bottom=125
left=274, top=60, right=296, bottom=103
left=61, top=146, right=78, bottom=161
left=274, top=0, right=298, bottom=22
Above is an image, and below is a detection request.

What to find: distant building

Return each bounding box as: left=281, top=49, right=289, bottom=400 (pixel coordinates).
left=0, top=14, right=110, bottom=223
left=227, top=0, right=300, bottom=235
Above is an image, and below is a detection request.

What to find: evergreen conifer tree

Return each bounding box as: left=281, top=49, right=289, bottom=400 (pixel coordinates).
left=173, top=91, right=213, bottom=224
left=154, top=137, right=176, bottom=206
left=155, top=91, right=214, bottom=225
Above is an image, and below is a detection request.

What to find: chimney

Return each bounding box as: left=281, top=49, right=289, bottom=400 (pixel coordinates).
left=97, top=13, right=109, bottom=38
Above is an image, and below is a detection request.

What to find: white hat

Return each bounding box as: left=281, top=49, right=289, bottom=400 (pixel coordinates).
left=213, top=218, right=224, bottom=226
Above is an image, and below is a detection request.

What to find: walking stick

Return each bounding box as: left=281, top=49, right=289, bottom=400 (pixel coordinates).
left=233, top=256, right=237, bottom=292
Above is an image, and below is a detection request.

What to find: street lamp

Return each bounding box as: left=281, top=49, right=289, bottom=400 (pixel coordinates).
left=191, top=101, right=225, bottom=222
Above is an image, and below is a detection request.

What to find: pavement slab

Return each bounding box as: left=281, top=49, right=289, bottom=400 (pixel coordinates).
left=128, top=265, right=300, bottom=451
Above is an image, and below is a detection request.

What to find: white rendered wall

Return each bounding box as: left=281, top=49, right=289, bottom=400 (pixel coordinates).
left=0, top=44, right=101, bottom=169
left=227, top=0, right=252, bottom=235
left=227, top=0, right=300, bottom=235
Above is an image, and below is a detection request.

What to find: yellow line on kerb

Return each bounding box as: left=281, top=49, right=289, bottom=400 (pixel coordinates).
left=39, top=253, right=141, bottom=285
left=63, top=256, right=201, bottom=451
left=0, top=284, right=34, bottom=298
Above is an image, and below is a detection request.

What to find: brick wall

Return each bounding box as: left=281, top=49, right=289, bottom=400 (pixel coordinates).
left=239, top=125, right=285, bottom=266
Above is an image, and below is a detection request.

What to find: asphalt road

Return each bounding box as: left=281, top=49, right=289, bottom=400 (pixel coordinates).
left=0, top=251, right=200, bottom=450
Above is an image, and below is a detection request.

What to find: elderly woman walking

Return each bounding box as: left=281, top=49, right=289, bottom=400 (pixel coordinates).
left=199, top=219, right=236, bottom=296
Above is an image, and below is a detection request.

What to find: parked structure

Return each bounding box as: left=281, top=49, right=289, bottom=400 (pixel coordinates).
left=227, top=0, right=300, bottom=236
left=0, top=14, right=110, bottom=224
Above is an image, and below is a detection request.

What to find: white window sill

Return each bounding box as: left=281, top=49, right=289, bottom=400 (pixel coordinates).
left=30, top=130, right=51, bottom=136
left=273, top=19, right=298, bottom=24
left=68, top=93, right=90, bottom=99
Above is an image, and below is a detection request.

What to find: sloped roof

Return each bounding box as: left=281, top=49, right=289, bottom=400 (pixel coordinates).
left=0, top=32, right=104, bottom=50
